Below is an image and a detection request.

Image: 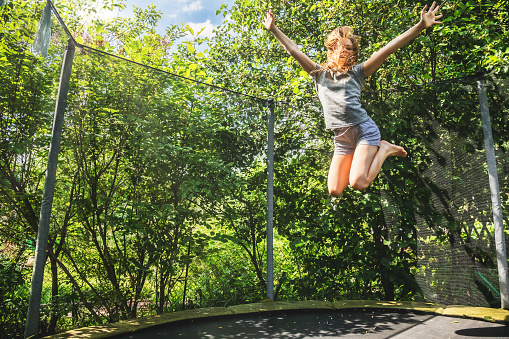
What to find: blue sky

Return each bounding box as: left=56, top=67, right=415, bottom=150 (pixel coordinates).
left=101, top=0, right=236, bottom=38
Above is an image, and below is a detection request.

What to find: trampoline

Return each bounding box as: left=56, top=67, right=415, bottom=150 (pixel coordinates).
left=114, top=310, right=509, bottom=339
left=44, top=301, right=509, bottom=339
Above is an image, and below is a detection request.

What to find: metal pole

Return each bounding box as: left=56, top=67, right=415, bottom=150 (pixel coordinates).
left=25, top=39, right=75, bottom=338
left=266, top=99, right=275, bottom=301
left=477, top=78, right=509, bottom=309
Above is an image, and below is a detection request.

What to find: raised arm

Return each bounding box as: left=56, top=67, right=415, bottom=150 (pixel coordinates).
left=363, top=2, right=443, bottom=78
left=263, top=10, right=316, bottom=75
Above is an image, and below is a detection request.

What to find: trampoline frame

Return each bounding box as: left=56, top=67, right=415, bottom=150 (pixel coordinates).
left=42, top=300, right=509, bottom=338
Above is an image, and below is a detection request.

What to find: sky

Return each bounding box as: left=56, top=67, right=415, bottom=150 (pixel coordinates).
left=99, top=0, right=236, bottom=39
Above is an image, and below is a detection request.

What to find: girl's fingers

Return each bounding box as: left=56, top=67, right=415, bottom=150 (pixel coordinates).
left=420, top=3, right=443, bottom=27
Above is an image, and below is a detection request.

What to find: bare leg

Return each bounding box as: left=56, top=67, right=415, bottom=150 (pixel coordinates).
left=328, top=153, right=354, bottom=197
left=349, top=140, right=407, bottom=190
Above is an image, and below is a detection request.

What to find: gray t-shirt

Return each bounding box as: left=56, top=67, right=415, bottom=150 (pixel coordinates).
left=313, top=63, right=369, bottom=129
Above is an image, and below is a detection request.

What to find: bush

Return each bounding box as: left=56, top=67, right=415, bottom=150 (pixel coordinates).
left=0, top=257, right=30, bottom=339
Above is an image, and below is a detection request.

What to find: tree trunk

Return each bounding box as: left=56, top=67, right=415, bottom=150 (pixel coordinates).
left=182, top=241, right=191, bottom=310
left=48, top=254, right=59, bottom=334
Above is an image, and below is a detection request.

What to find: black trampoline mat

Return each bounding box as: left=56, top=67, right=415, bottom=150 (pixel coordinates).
left=113, top=309, right=509, bottom=338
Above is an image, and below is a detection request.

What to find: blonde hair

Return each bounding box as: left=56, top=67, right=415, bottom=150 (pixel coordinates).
left=317, top=26, right=360, bottom=75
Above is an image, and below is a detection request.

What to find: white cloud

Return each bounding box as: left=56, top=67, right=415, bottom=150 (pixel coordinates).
left=92, top=1, right=121, bottom=21
left=222, top=13, right=232, bottom=24
left=182, top=1, right=203, bottom=12
left=186, top=20, right=217, bottom=39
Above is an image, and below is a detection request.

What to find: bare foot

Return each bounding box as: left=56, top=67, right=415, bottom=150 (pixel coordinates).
left=380, top=140, right=407, bottom=157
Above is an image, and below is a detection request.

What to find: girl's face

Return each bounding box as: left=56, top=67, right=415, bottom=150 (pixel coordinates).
left=327, top=38, right=354, bottom=60
left=340, top=39, right=354, bottom=58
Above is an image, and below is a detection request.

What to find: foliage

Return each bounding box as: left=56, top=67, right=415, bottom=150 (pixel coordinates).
left=209, top=0, right=508, bottom=303
left=209, top=0, right=508, bottom=94
left=0, top=0, right=508, bottom=337
left=0, top=257, right=29, bottom=339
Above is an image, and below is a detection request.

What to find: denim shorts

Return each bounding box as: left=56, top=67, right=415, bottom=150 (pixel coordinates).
left=332, top=117, right=381, bottom=155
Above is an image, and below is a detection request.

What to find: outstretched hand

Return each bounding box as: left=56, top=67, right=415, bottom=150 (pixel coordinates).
left=263, top=10, right=275, bottom=31
left=420, top=1, right=443, bottom=28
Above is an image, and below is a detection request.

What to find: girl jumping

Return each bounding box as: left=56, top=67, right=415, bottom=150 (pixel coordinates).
left=264, top=2, right=443, bottom=197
